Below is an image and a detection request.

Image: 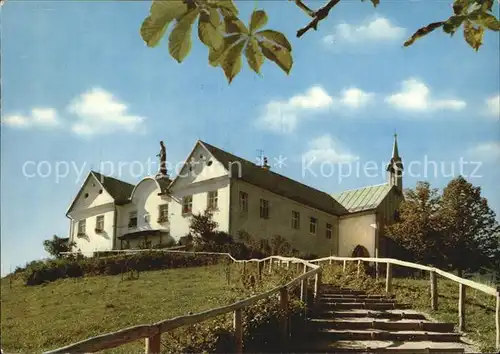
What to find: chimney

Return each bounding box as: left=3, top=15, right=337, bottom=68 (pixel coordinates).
left=263, top=157, right=271, bottom=170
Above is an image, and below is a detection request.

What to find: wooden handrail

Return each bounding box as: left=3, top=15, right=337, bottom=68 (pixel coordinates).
left=44, top=255, right=320, bottom=354
left=311, top=255, right=500, bottom=351
left=310, top=256, right=498, bottom=296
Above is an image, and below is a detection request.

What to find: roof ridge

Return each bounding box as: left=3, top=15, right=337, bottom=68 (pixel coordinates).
left=91, top=170, right=135, bottom=187
left=200, top=140, right=335, bottom=198
left=333, top=182, right=389, bottom=195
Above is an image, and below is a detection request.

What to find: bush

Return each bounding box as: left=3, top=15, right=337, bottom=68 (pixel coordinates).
left=23, top=251, right=227, bottom=286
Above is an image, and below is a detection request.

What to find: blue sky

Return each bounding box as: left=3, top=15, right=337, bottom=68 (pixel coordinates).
left=1, top=0, right=499, bottom=275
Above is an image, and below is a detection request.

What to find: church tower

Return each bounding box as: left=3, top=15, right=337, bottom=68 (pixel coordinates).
left=386, top=133, right=403, bottom=190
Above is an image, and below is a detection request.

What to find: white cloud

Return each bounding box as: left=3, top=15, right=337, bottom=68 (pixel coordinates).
left=485, top=94, right=500, bottom=118
left=341, top=88, right=374, bottom=108
left=323, top=17, right=405, bottom=45
left=256, top=86, right=373, bottom=133
left=68, top=88, right=146, bottom=136
left=1, top=108, right=60, bottom=129
left=468, top=142, right=500, bottom=162
left=385, top=78, right=466, bottom=112
left=302, top=134, right=359, bottom=164
left=255, top=86, right=333, bottom=133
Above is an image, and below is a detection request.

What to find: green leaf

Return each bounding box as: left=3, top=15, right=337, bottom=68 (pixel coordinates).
left=480, top=0, right=494, bottom=12
left=249, top=10, right=268, bottom=33
left=224, top=16, right=249, bottom=34
left=210, top=0, right=239, bottom=17
left=452, top=0, right=470, bottom=15
left=470, top=11, right=500, bottom=31
left=221, top=40, right=246, bottom=83
left=245, top=38, right=264, bottom=74
left=404, top=22, right=444, bottom=47
left=258, top=40, right=293, bottom=74
left=463, top=20, right=484, bottom=51
left=140, top=0, right=189, bottom=47
left=198, top=8, right=223, bottom=49
left=443, top=15, right=466, bottom=35
left=209, top=34, right=242, bottom=67
left=255, top=30, right=292, bottom=52
left=169, top=9, right=200, bottom=63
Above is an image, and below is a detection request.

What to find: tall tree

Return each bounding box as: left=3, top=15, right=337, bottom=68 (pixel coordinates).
left=385, top=181, right=445, bottom=267
left=139, top=0, right=500, bottom=83
left=438, top=176, right=500, bottom=276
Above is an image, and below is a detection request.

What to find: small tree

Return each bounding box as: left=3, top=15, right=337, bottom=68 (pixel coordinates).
left=43, top=235, right=75, bottom=259
left=189, top=209, right=220, bottom=244
left=438, top=176, right=500, bottom=276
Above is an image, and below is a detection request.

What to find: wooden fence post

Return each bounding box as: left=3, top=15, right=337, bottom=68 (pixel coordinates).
left=496, top=287, right=499, bottom=351
left=329, top=252, right=332, bottom=265
left=300, top=264, right=308, bottom=302
left=459, top=283, right=466, bottom=332
left=430, top=270, right=438, bottom=311
left=258, top=261, right=262, bottom=281
left=314, top=271, right=322, bottom=302
left=385, top=263, right=392, bottom=295
left=279, top=287, right=289, bottom=342
left=233, top=309, right=243, bottom=354
left=343, top=260, right=347, bottom=272
left=357, top=260, right=362, bottom=276
left=145, top=333, right=161, bottom=354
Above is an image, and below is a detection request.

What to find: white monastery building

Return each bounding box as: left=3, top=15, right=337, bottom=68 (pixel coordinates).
left=65, top=136, right=404, bottom=258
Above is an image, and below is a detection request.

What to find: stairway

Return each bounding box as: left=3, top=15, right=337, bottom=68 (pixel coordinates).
left=297, top=284, right=476, bottom=354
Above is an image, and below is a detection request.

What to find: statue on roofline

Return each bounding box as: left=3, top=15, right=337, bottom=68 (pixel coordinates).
left=156, top=141, right=168, bottom=177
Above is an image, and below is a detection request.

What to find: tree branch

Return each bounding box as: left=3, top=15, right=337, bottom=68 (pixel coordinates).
left=290, top=0, right=315, bottom=18
left=296, top=0, right=341, bottom=38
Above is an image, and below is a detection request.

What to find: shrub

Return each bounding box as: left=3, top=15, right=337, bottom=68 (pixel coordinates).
left=23, top=251, right=228, bottom=286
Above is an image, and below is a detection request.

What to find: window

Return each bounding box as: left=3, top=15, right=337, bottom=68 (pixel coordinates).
left=158, top=204, right=169, bottom=222
left=239, top=191, right=248, bottom=213
left=291, top=211, right=300, bottom=229
left=128, top=211, right=137, bottom=229
left=78, top=219, right=86, bottom=235
left=182, top=195, right=193, bottom=215
left=260, top=199, right=269, bottom=219
left=95, top=215, right=104, bottom=232
left=309, top=217, right=317, bottom=235
left=207, top=190, right=218, bottom=210
left=326, top=223, right=332, bottom=239
left=144, top=214, right=151, bottom=223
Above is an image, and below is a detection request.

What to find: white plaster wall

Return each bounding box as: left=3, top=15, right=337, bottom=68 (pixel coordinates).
left=229, top=180, right=339, bottom=257
left=70, top=208, right=115, bottom=255
left=169, top=177, right=230, bottom=241
left=67, top=174, right=116, bottom=255
left=338, top=212, right=376, bottom=257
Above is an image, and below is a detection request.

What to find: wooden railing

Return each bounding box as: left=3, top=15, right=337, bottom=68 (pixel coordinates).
left=310, top=256, right=500, bottom=351
left=44, top=254, right=321, bottom=354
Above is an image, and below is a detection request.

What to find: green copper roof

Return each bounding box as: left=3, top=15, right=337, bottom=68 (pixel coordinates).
left=333, top=183, right=392, bottom=213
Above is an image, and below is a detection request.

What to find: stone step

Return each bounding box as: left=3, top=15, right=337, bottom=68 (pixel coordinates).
left=300, top=339, right=467, bottom=353
left=309, top=319, right=455, bottom=332
left=320, top=288, right=367, bottom=295
left=314, top=329, right=462, bottom=342
left=318, top=302, right=412, bottom=310
left=315, top=310, right=428, bottom=321
left=319, top=297, right=398, bottom=304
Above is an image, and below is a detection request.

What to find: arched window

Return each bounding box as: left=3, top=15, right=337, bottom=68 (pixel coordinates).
left=352, top=245, right=370, bottom=258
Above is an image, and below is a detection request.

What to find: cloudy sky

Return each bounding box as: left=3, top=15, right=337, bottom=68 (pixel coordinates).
left=1, top=1, right=499, bottom=274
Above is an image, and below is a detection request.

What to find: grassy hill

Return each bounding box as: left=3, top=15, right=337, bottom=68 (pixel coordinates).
left=1, top=263, right=292, bottom=353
